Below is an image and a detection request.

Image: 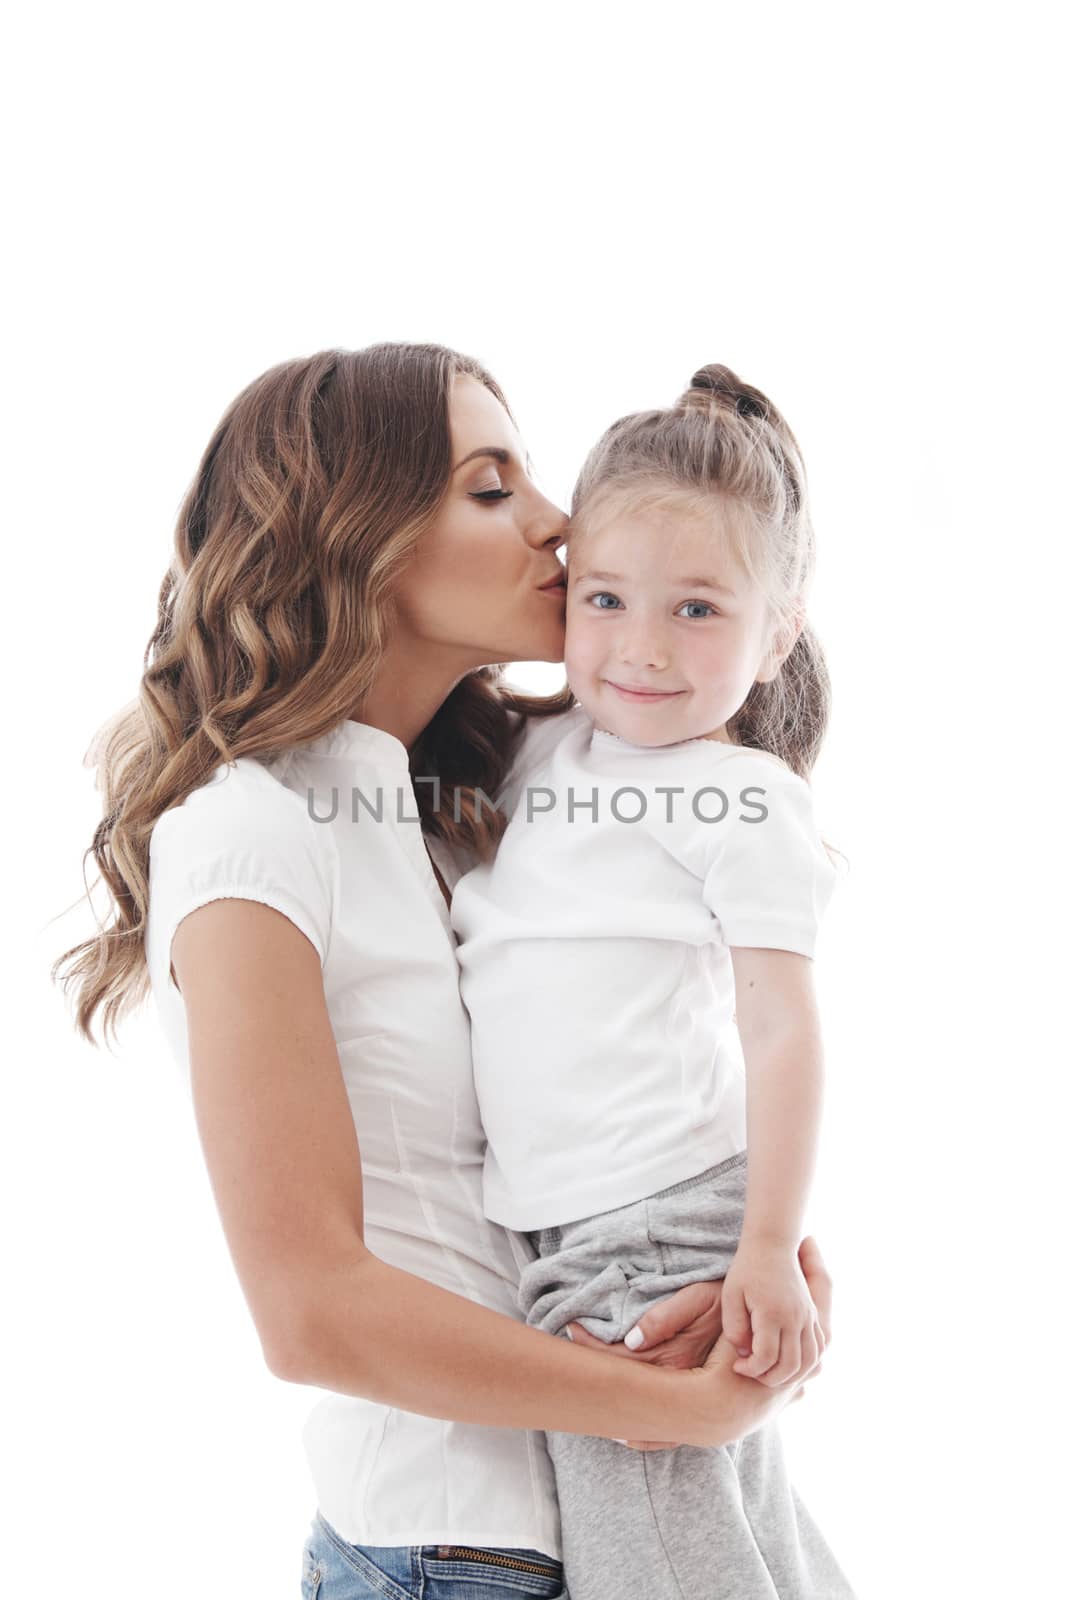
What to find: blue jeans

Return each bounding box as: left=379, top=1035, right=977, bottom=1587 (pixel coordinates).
left=301, top=1511, right=569, bottom=1599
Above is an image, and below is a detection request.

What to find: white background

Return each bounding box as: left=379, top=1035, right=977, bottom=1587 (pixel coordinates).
left=6, top=3, right=1063, bottom=1595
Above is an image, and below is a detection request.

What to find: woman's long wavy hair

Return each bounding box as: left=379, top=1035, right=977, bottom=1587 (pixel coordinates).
left=569, top=364, right=829, bottom=779
left=53, top=343, right=574, bottom=1048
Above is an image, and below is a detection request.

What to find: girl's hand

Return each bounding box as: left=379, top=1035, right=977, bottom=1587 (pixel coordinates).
left=721, top=1237, right=826, bottom=1387
left=564, top=1235, right=831, bottom=1448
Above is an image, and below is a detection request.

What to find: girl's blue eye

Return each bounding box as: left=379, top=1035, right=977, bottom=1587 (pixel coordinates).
left=588, top=594, right=717, bottom=618
left=470, top=488, right=514, bottom=502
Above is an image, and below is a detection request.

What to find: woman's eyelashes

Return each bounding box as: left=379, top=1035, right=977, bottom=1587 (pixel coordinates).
left=470, top=486, right=514, bottom=503
left=587, top=592, right=719, bottom=619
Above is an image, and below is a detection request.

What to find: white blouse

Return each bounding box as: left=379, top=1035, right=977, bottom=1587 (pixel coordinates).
left=144, top=714, right=561, bottom=1555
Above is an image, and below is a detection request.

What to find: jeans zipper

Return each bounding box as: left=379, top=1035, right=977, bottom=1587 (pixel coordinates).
left=434, top=1546, right=560, bottom=1578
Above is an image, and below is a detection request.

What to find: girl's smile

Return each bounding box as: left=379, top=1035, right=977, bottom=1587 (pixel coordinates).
left=604, top=680, right=686, bottom=703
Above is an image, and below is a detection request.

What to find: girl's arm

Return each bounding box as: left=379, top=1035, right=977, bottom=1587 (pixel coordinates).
left=726, top=945, right=827, bottom=1386
left=172, top=898, right=795, bottom=1449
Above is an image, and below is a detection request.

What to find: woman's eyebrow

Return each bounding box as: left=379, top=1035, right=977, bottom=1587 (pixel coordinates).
left=452, top=446, right=534, bottom=474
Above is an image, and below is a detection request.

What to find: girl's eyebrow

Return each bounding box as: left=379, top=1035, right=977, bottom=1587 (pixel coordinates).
left=575, top=569, right=736, bottom=598
left=452, top=446, right=534, bottom=474
left=675, top=576, right=736, bottom=597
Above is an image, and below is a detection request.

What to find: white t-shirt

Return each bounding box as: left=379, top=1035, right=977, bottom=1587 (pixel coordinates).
left=449, top=705, right=839, bottom=1231
left=145, top=716, right=560, bottom=1556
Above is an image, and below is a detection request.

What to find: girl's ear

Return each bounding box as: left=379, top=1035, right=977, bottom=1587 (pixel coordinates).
left=754, top=606, right=805, bottom=684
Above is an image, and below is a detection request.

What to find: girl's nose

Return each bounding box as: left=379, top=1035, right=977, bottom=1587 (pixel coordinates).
left=619, top=627, right=668, bottom=669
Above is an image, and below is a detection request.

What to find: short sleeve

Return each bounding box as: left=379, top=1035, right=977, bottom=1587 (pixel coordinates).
left=146, top=758, right=337, bottom=993
left=685, top=753, right=838, bottom=956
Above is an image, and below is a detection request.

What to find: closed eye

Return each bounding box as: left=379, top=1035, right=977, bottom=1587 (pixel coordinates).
left=470, top=488, right=515, bottom=502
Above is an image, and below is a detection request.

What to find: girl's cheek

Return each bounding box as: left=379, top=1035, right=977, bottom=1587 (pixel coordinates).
left=563, top=616, right=595, bottom=664
left=562, top=624, right=597, bottom=691
left=693, top=634, right=737, bottom=674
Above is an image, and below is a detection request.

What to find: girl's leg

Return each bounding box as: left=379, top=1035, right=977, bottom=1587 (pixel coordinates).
left=544, top=1428, right=781, bottom=1600
left=721, top=1421, right=858, bottom=1599
left=520, top=1157, right=857, bottom=1599
left=545, top=1423, right=855, bottom=1600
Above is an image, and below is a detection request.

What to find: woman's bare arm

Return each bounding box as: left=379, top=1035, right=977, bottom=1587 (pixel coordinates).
left=171, top=899, right=797, bottom=1448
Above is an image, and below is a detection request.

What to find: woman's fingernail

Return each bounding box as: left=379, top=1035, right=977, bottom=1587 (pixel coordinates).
left=624, top=1326, right=645, bottom=1350
left=563, top=1327, right=574, bottom=1340
left=611, top=1438, right=628, bottom=1444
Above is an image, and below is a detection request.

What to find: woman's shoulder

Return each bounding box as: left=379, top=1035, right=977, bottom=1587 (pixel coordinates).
left=148, top=755, right=336, bottom=872
left=146, top=756, right=338, bottom=979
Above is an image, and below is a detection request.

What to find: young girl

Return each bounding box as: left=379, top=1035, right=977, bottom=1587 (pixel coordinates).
left=449, top=365, right=857, bottom=1599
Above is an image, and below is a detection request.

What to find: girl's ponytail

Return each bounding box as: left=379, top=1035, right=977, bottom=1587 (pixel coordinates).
left=681, top=364, right=776, bottom=424
left=679, top=366, right=807, bottom=524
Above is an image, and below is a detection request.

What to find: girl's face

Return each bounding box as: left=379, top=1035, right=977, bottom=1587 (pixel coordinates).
left=392, top=374, right=569, bottom=669
left=563, top=491, right=792, bottom=747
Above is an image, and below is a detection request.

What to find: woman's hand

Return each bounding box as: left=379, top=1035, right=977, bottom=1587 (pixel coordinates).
left=566, top=1278, right=725, bottom=1372
left=565, top=1280, right=726, bottom=1452
left=566, top=1234, right=832, bottom=1450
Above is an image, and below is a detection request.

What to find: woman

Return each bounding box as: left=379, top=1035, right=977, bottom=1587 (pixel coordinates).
left=54, top=343, right=832, bottom=1597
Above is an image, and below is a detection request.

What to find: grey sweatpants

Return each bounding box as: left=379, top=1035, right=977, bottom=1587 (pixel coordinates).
left=517, top=1152, right=858, bottom=1600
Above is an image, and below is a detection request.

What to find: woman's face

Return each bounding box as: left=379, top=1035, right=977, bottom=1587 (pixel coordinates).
left=392, top=375, right=569, bottom=669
